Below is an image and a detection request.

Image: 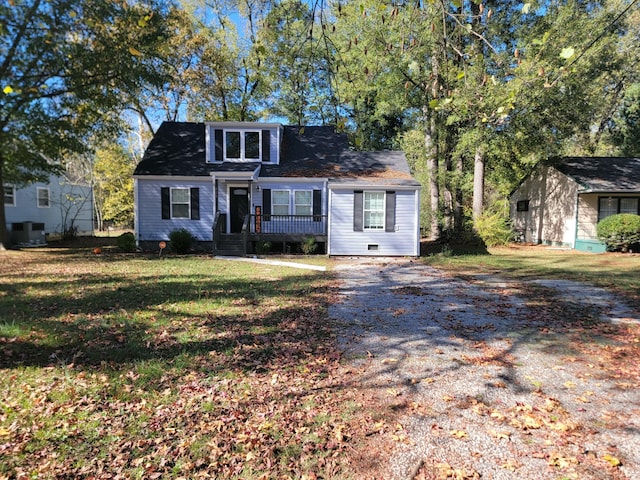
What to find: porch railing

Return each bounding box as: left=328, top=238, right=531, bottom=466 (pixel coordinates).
left=248, top=214, right=328, bottom=235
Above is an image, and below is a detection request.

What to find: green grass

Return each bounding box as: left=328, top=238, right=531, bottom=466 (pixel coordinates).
left=0, top=244, right=360, bottom=479
left=423, top=244, right=640, bottom=307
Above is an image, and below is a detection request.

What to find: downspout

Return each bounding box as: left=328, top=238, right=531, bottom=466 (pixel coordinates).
left=326, top=180, right=331, bottom=256
left=573, top=193, right=579, bottom=250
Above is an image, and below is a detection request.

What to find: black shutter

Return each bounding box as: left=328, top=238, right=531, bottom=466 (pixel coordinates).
left=262, top=188, right=271, bottom=221
left=353, top=190, right=363, bottom=232
left=161, top=187, right=170, bottom=219
left=262, top=130, right=271, bottom=162
left=214, top=129, right=223, bottom=161
left=190, top=188, right=200, bottom=220
left=385, top=191, right=396, bottom=232
left=313, top=189, right=322, bottom=222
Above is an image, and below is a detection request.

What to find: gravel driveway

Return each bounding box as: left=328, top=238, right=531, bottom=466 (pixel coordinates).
left=329, top=258, right=640, bottom=480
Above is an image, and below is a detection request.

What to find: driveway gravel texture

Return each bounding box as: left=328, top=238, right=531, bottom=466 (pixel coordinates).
left=329, top=257, right=640, bottom=480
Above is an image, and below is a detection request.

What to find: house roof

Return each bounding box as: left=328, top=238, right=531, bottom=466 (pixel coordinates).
left=555, top=157, right=640, bottom=193
left=134, top=122, right=419, bottom=186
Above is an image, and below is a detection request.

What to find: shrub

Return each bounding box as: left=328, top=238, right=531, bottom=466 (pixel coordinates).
left=169, top=228, right=194, bottom=254
left=597, top=214, right=640, bottom=252
left=300, top=237, right=318, bottom=255
left=255, top=241, right=272, bottom=255
left=116, top=232, right=136, bottom=253
left=473, top=209, right=513, bottom=247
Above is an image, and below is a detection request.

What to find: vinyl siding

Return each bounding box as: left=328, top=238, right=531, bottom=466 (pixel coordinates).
left=328, top=188, right=419, bottom=256
left=136, top=178, right=214, bottom=241
left=5, top=177, right=93, bottom=235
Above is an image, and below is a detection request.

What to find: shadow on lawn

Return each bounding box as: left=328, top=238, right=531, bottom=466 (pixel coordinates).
left=0, top=253, right=332, bottom=376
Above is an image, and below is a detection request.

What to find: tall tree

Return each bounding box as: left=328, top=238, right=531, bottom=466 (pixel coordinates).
left=0, top=0, right=171, bottom=249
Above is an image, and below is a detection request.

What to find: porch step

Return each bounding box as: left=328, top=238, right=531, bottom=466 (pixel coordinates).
left=215, top=234, right=245, bottom=256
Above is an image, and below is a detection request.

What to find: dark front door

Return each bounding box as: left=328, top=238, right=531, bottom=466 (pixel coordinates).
left=230, top=187, right=249, bottom=233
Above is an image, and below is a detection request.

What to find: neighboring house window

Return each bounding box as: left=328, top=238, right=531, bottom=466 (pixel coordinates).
left=364, top=192, right=385, bottom=229
left=294, top=190, right=312, bottom=216
left=225, top=130, right=261, bottom=161
left=272, top=190, right=289, bottom=215
left=598, top=196, right=640, bottom=222
left=516, top=200, right=529, bottom=212
left=4, top=185, right=15, bottom=206
left=37, top=187, right=50, bottom=208
left=161, top=187, right=200, bottom=220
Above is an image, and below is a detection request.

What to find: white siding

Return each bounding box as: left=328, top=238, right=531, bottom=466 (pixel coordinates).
left=136, top=178, right=214, bottom=241
left=251, top=180, right=326, bottom=214
left=328, top=188, right=420, bottom=256
left=5, top=177, right=93, bottom=235
left=510, top=166, right=578, bottom=246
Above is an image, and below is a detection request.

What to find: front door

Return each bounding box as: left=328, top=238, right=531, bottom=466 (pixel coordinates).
left=229, top=187, right=249, bottom=233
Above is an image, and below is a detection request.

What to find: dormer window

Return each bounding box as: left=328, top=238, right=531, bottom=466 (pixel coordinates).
left=209, top=124, right=278, bottom=163
left=225, top=130, right=261, bottom=161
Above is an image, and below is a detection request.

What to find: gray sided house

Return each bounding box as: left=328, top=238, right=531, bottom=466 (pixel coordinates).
left=510, top=157, right=640, bottom=252
left=134, top=122, right=422, bottom=256
left=4, top=174, right=93, bottom=245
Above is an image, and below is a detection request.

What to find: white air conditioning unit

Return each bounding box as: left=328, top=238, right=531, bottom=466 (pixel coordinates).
left=12, top=222, right=46, bottom=245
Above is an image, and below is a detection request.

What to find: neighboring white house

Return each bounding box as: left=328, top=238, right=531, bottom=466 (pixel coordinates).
left=133, top=122, right=422, bottom=256
left=510, top=157, right=640, bottom=252
left=4, top=175, right=93, bottom=245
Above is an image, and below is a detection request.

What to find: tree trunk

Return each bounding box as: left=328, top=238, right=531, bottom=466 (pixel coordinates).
left=425, top=109, right=440, bottom=240
left=472, top=146, right=484, bottom=222
left=455, top=155, right=464, bottom=230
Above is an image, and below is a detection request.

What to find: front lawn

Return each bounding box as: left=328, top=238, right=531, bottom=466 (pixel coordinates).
left=0, top=246, right=362, bottom=479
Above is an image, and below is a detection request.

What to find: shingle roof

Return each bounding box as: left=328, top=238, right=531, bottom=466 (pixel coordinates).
left=134, top=122, right=419, bottom=186
left=555, top=157, right=640, bottom=193
left=134, top=122, right=208, bottom=176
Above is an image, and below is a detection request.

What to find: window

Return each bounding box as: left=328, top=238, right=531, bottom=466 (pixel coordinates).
left=598, top=197, right=640, bottom=222
left=272, top=190, right=289, bottom=215
left=4, top=185, right=15, bottom=206
left=225, top=130, right=261, bottom=161
left=171, top=188, right=190, bottom=218
left=294, top=190, right=312, bottom=216
left=620, top=198, right=638, bottom=214
left=364, top=192, right=385, bottom=229
left=516, top=200, right=529, bottom=212
left=37, top=187, right=50, bottom=208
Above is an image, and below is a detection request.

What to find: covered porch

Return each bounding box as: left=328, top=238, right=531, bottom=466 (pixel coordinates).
left=213, top=213, right=328, bottom=256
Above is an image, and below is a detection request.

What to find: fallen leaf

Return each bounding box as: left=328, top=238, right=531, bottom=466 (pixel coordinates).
left=603, top=454, right=621, bottom=467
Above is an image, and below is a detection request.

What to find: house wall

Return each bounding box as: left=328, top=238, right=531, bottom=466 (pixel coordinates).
left=5, top=177, right=93, bottom=236
left=135, top=178, right=214, bottom=242
left=577, top=194, right=599, bottom=240
left=510, top=166, right=578, bottom=247
left=328, top=187, right=420, bottom=256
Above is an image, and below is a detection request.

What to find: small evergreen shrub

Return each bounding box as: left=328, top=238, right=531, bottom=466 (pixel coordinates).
left=255, top=241, right=272, bottom=255
left=597, top=213, right=640, bottom=252
left=169, top=228, right=193, bottom=254
left=300, top=237, right=318, bottom=255
left=117, top=232, right=136, bottom=253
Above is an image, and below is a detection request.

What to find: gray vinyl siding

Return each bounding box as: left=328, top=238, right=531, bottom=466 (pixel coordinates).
left=5, top=177, right=93, bottom=235
left=136, top=178, right=213, bottom=241
left=328, top=188, right=419, bottom=256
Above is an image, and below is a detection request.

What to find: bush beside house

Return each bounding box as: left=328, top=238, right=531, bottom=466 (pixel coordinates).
left=597, top=214, right=640, bottom=252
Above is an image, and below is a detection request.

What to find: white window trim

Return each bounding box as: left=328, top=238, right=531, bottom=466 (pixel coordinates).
left=37, top=187, right=50, bottom=208
left=363, top=191, right=385, bottom=230
left=224, top=129, right=262, bottom=162
left=293, top=189, right=313, bottom=216
left=171, top=187, right=191, bottom=219
left=272, top=189, right=290, bottom=216
left=4, top=185, right=16, bottom=206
